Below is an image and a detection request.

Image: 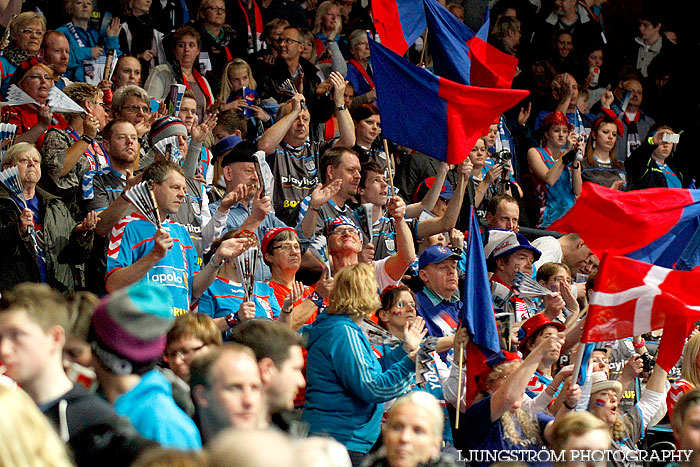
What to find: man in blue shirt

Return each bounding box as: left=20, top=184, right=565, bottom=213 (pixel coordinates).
left=415, top=245, right=462, bottom=348
left=106, top=160, right=251, bottom=315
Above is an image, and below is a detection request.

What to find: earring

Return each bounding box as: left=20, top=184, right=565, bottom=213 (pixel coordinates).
left=591, top=140, right=596, bottom=149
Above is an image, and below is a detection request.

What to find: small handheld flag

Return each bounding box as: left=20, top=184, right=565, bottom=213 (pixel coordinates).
left=122, top=181, right=162, bottom=229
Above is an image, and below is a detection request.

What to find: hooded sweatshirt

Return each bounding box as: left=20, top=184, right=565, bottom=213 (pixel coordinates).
left=301, top=313, right=414, bottom=453
left=114, top=369, right=202, bottom=450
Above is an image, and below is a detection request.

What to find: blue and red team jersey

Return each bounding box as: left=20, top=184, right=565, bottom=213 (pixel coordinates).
left=198, top=277, right=281, bottom=321
left=106, top=214, right=199, bottom=316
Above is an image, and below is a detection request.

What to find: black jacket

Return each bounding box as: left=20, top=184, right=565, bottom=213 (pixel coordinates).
left=41, top=385, right=157, bottom=467
left=625, top=140, right=683, bottom=190
left=0, top=186, right=93, bottom=293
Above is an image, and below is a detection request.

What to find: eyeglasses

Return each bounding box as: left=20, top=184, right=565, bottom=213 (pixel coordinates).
left=330, top=227, right=359, bottom=236
left=271, top=243, right=301, bottom=252
left=21, top=28, right=44, bottom=36
left=394, top=301, right=416, bottom=310
left=280, top=38, right=303, bottom=45
left=25, top=74, right=53, bottom=82
left=204, top=6, right=226, bottom=12
left=121, top=105, right=150, bottom=114
left=166, top=344, right=206, bottom=360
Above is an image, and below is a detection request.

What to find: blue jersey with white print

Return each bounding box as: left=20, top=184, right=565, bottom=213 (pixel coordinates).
left=198, top=277, right=280, bottom=321
left=106, top=215, right=199, bottom=315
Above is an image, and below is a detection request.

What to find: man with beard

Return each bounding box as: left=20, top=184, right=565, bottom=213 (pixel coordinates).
left=81, top=119, right=141, bottom=294
left=40, top=31, right=72, bottom=90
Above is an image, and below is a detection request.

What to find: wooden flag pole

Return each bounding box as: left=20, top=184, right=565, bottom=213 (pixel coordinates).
left=383, top=138, right=395, bottom=197
left=419, top=27, right=429, bottom=66
left=455, top=341, right=464, bottom=429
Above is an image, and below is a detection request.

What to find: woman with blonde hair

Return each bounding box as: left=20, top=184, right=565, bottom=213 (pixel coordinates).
left=667, top=333, right=700, bottom=420
left=454, top=332, right=580, bottom=467
left=302, top=263, right=426, bottom=467
left=0, top=385, right=74, bottom=467
left=0, top=12, right=46, bottom=92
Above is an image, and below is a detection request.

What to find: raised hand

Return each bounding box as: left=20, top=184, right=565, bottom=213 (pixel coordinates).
left=76, top=210, right=99, bottom=232
left=19, top=208, right=34, bottom=235
left=402, top=316, right=428, bottom=354
left=309, top=178, right=342, bottom=210
left=387, top=195, right=406, bottom=222
left=216, top=237, right=256, bottom=261
left=328, top=71, right=347, bottom=106
left=106, top=17, right=121, bottom=37
left=191, top=113, right=218, bottom=143
left=152, top=228, right=173, bottom=259
left=282, top=281, right=305, bottom=312
left=219, top=184, right=250, bottom=211
left=237, top=301, right=257, bottom=322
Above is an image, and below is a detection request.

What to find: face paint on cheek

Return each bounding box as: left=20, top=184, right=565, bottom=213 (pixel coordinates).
left=595, top=399, right=607, bottom=407
left=391, top=310, right=403, bottom=316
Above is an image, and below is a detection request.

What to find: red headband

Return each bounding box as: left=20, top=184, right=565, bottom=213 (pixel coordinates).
left=597, top=108, right=626, bottom=138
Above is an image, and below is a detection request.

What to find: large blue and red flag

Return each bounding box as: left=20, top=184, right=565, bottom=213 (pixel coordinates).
left=584, top=254, right=700, bottom=371
left=423, top=0, right=518, bottom=88
left=549, top=183, right=700, bottom=269
left=369, top=38, right=528, bottom=164
left=371, top=0, right=426, bottom=55
left=461, top=206, right=501, bottom=404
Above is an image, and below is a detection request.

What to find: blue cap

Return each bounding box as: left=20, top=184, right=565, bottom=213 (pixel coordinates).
left=484, top=229, right=541, bottom=261
left=212, top=135, right=243, bottom=159
left=418, top=245, right=461, bottom=270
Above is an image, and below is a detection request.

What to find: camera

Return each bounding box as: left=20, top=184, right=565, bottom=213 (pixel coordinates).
left=492, top=150, right=513, bottom=194
left=492, top=150, right=512, bottom=166
left=638, top=352, right=655, bottom=373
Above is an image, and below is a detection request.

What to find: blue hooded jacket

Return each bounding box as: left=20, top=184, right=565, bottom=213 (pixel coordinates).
left=300, top=313, right=414, bottom=453
left=114, top=370, right=201, bottom=450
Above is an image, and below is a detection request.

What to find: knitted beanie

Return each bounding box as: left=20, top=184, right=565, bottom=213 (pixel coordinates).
left=149, top=116, right=188, bottom=146
left=90, top=282, right=175, bottom=366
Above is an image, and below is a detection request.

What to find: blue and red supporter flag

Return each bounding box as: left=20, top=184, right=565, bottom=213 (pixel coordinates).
left=584, top=254, right=700, bottom=371
left=549, top=183, right=700, bottom=269
left=371, top=0, right=426, bottom=56
left=369, top=38, right=528, bottom=165
left=423, top=0, right=518, bottom=88
left=461, top=207, right=501, bottom=404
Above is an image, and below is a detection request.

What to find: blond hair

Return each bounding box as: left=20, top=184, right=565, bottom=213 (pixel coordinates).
left=9, top=12, right=46, bottom=43
left=681, top=333, right=700, bottom=387
left=218, top=58, right=257, bottom=102
left=0, top=386, right=74, bottom=467
left=549, top=411, right=610, bottom=453
left=325, top=263, right=380, bottom=319
left=388, top=392, right=444, bottom=439
left=312, top=1, right=341, bottom=35
left=477, top=361, right=543, bottom=447
left=2, top=142, right=40, bottom=167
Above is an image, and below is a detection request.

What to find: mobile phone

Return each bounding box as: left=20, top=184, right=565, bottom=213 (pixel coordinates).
left=662, top=133, right=680, bottom=144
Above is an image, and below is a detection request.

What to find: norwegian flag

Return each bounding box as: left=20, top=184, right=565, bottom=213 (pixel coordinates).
left=583, top=254, right=700, bottom=371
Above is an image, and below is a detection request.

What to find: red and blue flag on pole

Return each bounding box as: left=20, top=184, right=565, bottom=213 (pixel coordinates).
left=461, top=206, right=501, bottom=404
left=423, top=0, right=518, bottom=88
left=549, top=183, right=700, bottom=269
left=371, top=0, right=426, bottom=55
left=369, top=37, right=528, bottom=165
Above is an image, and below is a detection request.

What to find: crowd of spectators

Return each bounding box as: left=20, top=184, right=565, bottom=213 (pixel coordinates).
left=0, top=0, right=699, bottom=465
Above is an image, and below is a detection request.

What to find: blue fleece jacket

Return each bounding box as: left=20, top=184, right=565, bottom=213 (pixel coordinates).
left=300, top=313, right=414, bottom=453
left=114, top=369, right=201, bottom=450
